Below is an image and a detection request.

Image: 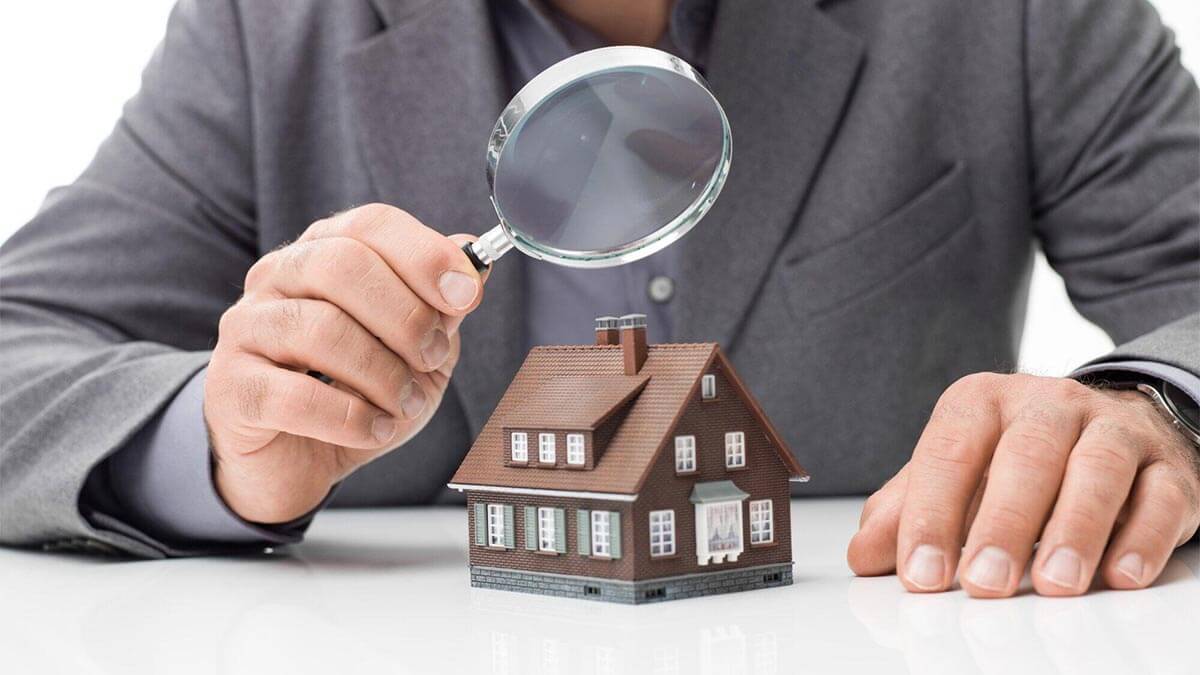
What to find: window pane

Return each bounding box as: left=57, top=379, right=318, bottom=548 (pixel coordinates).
left=591, top=511, right=611, bottom=557
left=539, top=433, right=556, bottom=463
left=702, top=374, right=716, bottom=399
left=511, top=432, right=527, bottom=462
left=674, top=435, right=696, bottom=472
left=487, top=504, right=505, bottom=547
left=725, top=431, right=745, bottom=468
left=567, top=433, right=585, bottom=465
left=538, top=507, right=556, bottom=551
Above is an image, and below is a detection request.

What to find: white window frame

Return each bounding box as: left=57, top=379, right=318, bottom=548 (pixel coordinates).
left=725, top=431, right=746, bottom=468
left=566, top=433, right=585, bottom=465
left=701, top=374, right=717, bottom=399
left=591, top=510, right=612, bottom=558
left=486, top=504, right=505, bottom=547
left=749, top=499, right=774, bottom=544
left=510, top=432, right=528, bottom=462
left=538, top=507, right=556, bottom=552
left=674, top=435, right=696, bottom=473
left=538, top=433, right=556, bottom=463
left=694, top=499, right=745, bottom=565
left=649, top=509, right=676, bottom=557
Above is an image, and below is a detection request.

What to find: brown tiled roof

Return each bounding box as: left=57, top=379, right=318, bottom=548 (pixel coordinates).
left=450, top=343, right=807, bottom=494
left=503, top=374, right=649, bottom=430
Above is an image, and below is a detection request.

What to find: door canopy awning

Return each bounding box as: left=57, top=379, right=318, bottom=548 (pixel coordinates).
left=689, top=480, right=750, bottom=504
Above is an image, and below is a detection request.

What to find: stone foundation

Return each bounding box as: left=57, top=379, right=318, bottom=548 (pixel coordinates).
left=470, top=562, right=793, bottom=604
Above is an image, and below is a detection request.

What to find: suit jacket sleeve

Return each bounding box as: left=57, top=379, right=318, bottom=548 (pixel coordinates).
left=0, top=0, right=260, bottom=557
left=1025, top=0, right=1199, bottom=372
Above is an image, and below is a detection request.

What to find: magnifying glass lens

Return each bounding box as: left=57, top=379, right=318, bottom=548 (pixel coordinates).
left=493, top=65, right=727, bottom=256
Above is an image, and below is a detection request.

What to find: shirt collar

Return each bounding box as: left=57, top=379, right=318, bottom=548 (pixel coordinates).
left=511, top=0, right=716, bottom=69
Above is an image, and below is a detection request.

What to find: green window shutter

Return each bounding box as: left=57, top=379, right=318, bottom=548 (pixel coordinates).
left=577, top=509, right=591, bottom=555
left=503, top=505, right=515, bottom=549
left=554, top=508, right=566, bottom=553
left=524, top=506, right=537, bottom=550
left=609, top=511, right=622, bottom=559
left=473, top=503, right=485, bottom=546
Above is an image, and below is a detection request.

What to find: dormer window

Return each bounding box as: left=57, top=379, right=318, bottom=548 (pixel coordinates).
left=675, top=435, right=696, bottom=473
left=725, top=431, right=745, bottom=468
left=566, top=433, right=585, bottom=465
left=539, top=433, right=556, bottom=463
left=510, top=432, right=528, bottom=462
left=701, top=374, right=717, bottom=400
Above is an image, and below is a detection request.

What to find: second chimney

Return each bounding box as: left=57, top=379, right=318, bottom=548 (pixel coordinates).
left=594, top=316, right=620, bottom=346
left=618, top=313, right=648, bottom=375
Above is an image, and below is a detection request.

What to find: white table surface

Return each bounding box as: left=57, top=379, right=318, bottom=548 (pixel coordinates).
left=2, top=497, right=1196, bottom=675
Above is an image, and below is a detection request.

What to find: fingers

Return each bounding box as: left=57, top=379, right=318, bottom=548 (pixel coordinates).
left=1099, top=460, right=1198, bottom=590
left=896, top=373, right=1004, bottom=593
left=1028, top=415, right=1138, bottom=596
left=958, top=386, right=1086, bottom=598
left=848, top=467, right=908, bottom=576
left=244, top=235, right=452, bottom=373
left=214, top=359, right=399, bottom=451
left=227, top=298, right=428, bottom=422
left=299, top=203, right=484, bottom=315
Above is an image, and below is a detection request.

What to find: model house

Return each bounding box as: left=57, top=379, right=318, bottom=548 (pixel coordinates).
left=448, top=314, right=808, bottom=603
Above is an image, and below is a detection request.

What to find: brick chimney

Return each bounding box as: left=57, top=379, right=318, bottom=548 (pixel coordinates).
left=618, top=313, right=648, bottom=375
left=594, top=316, right=620, bottom=346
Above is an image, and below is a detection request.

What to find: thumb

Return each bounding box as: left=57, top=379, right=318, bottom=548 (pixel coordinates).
left=444, top=233, right=491, bottom=336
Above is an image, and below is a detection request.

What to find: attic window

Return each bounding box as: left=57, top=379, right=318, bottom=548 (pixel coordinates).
left=510, top=432, right=528, bottom=462
left=701, top=374, right=717, bottom=399
left=566, top=434, right=585, bottom=465
left=539, top=433, right=556, bottom=463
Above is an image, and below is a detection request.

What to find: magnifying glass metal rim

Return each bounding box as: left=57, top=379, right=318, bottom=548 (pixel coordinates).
left=466, top=45, right=732, bottom=270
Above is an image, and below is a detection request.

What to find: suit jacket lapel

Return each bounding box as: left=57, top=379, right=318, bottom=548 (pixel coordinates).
left=343, top=0, right=526, bottom=434
left=676, top=0, right=864, bottom=348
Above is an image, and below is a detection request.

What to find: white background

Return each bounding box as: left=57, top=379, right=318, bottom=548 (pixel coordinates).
left=1, top=1, right=1197, bottom=373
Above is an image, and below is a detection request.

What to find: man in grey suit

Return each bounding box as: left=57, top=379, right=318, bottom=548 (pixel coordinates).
left=2, top=0, right=1198, bottom=599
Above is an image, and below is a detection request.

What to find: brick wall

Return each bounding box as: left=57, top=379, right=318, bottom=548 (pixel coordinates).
left=466, top=492, right=637, bottom=581
left=630, top=361, right=793, bottom=580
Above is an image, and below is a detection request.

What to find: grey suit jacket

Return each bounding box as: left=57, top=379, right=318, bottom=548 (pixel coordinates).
left=1, top=0, right=1197, bottom=557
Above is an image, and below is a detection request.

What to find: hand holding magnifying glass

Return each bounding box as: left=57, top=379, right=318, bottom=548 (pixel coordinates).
left=463, top=45, right=732, bottom=270
left=202, top=46, right=730, bottom=524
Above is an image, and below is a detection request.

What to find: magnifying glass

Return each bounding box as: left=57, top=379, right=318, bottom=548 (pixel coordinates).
left=462, top=46, right=732, bottom=271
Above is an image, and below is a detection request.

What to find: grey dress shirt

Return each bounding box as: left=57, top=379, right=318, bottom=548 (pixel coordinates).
left=89, top=0, right=1200, bottom=549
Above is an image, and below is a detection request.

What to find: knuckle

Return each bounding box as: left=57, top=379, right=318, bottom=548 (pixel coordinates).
left=266, top=298, right=307, bottom=341
left=981, top=503, right=1036, bottom=539
left=345, top=202, right=409, bottom=237
left=1047, top=377, right=1091, bottom=403
left=1071, top=442, right=1135, bottom=479
left=279, top=376, right=322, bottom=420
left=1056, top=502, right=1108, bottom=533
left=244, top=250, right=281, bottom=289
left=947, top=372, right=1002, bottom=399
left=1150, top=474, right=1197, bottom=516
left=918, top=432, right=978, bottom=471
left=235, top=372, right=271, bottom=424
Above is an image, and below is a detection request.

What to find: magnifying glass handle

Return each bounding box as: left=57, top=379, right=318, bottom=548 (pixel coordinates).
left=461, top=224, right=513, bottom=272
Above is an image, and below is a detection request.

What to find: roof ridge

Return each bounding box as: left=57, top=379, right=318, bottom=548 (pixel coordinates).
left=530, top=342, right=717, bottom=351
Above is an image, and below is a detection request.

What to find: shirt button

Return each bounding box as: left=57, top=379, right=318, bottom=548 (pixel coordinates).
left=648, top=275, right=675, bottom=303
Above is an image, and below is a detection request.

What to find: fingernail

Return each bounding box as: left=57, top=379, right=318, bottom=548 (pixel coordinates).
left=372, top=416, right=396, bottom=443
left=966, top=546, right=1013, bottom=592
left=1042, top=547, right=1083, bottom=589
left=438, top=270, right=479, bottom=310
left=400, top=380, right=427, bottom=420
left=420, top=328, right=450, bottom=369
left=904, top=544, right=947, bottom=590
left=1116, top=552, right=1145, bottom=585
